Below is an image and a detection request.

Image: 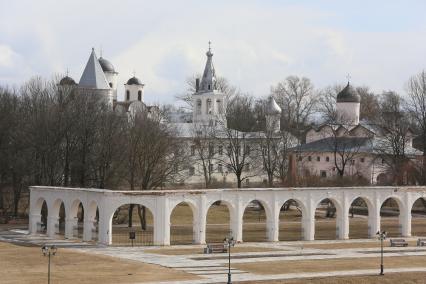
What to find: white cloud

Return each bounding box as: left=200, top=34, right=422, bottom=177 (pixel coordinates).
left=2, top=0, right=426, bottom=100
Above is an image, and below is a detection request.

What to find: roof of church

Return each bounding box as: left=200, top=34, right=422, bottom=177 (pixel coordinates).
left=296, top=136, right=422, bottom=156
left=59, top=76, right=76, bottom=86
left=337, top=82, right=361, bottom=103
left=98, top=57, right=115, bottom=73
left=198, top=43, right=217, bottom=93
left=79, top=48, right=110, bottom=89
left=266, top=96, right=282, bottom=114
left=126, top=76, right=143, bottom=85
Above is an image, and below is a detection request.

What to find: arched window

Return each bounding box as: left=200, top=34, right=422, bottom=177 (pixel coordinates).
left=126, top=90, right=130, bottom=101
left=138, top=90, right=142, bottom=101
left=208, top=84, right=211, bottom=90
left=216, top=99, right=222, bottom=114
left=196, top=99, right=202, bottom=115
left=206, top=99, right=212, bottom=114
left=109, top=82, right=113, bottom=88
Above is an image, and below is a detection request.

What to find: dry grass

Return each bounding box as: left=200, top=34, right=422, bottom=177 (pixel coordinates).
left=239, top=272, right=426, bottom=284
left=233, top=255, right=426, bottom=275
left=0, top=242, right=199, bottom=284
left=300, top=240, right=419, bottom=250
left=145, top=246, right=282, bottom=255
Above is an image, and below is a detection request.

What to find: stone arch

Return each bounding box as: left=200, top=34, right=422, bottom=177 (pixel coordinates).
left=109, top=201, right=155, bottom=246
left=169, top=201, right=198, bottom=245
left=68, top=198, right=84, bottom=239
left=279, top=198, right=306, bottom=241
left=85, top=200, right=99, bottom=241
left=410, top=197, right=426, bottom=237
left=314, top=197, right=342, bottom=240
left=380, top=196, right=403, bottom=237
left=34, top=197, right=48, bottom=234
left=348, top=196, right=373, bottom=239
left=205, top=199, right=235, bottom=242
left=242, top=199, right=272, bottom=242
left=49, top=198, right=66, bottom=236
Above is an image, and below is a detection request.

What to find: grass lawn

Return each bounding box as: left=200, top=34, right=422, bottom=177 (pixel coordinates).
left=232, top=255, right=426, bottom=275
left=0, top=242, right=199, bottom=284
left=239, top=272, right=426, bottom=284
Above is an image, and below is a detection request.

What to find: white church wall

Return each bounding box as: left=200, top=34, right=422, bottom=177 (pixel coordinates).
left=336, top=102, right=360, bottom=125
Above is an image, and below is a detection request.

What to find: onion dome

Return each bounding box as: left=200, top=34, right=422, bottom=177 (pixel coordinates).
left=126, top=76, right=143, bottom=85
left=59, top=76, right=76, bottom=86
left=266, top=96, right=282, bottom=115
left=337, top=82, right=361, bottom=103
left=98, top=57, right=115, bottom=73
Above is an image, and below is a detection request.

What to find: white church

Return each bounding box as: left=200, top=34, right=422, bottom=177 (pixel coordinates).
left=58, top=45, right=422, bottom=186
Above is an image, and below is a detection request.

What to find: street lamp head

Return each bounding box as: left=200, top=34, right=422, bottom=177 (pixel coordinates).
left=51, top=245, right=57, bottom=255
left=41, top=245, right=48, bottom=256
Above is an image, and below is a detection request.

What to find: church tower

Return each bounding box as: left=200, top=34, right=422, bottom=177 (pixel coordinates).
left=98, top=55, right=118, bottom=102
left=124, top=75, right=144, bottom=102
left=192, top=43, right=226, bottom=126
left=265, top=96, right=281, bottom=132
left=336, top=82, right=361, bottom=125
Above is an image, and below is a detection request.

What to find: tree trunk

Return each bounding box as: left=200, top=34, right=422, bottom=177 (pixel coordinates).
left=137, top=205, right=146, bottom=230
left=268, top=172, right=273, bottom=187
left=237, top=174, right=242, bottom=188
left=128, top=204, right=134, bottom=227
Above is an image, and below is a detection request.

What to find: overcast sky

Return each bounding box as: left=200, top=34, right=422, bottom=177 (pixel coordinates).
left=1, top=0, right=426, bottom=104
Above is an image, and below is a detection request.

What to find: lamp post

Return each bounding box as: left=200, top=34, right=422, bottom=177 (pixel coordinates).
left=376, top=231, right=387, bottom=275
left=41, top=245, right=57, bottom=284
left=223, top=235, right=236, bottom=284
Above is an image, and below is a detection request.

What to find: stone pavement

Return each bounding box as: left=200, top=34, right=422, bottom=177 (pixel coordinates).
left=2, top=229, right=426, bottom=283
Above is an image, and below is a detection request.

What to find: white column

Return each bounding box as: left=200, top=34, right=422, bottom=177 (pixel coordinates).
left=154, top=197, right=170, bottom=246
left=338, top=200, right=349, bottom=240
left=47, top=216, right=59, bottom=238
left=267, top=201, right=279, bottom=242
left=194, top=196, right=207, bottom=244
left=98, top=209, right=111, bottom=245
left=231, top=199, right=243, bottom=242
left=302, top=199, right=315, bottom=241
left=83, top=219, right=95, bottom=242
left=65, top=217, right=78, bottom=239
left=29, top=214, right=41, bottom=234
left=369, top=198, right=381, bottom=238
left=302, top=215, right=315, bottom=241
left=400, top=205, right=412, bottom=237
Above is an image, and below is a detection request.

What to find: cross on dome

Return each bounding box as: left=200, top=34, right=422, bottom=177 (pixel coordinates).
left=346, top=73, right=351, bottom=84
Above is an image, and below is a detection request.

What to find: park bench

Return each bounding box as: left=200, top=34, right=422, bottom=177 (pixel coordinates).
left=204, top=243, right=227, bottom=254
left=417, top=238, right=426, bottom=246
left=390, top=239, right=408, bottom=247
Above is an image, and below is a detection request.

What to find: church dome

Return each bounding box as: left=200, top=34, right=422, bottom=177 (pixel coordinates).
left=266, top=96, right=282, bottom=115
left=59, top=76, right=76, bottom=86
left=337, top=83, right=360, bottom=103
left=98, top=57, right=115, bottom=73
left=126, top=76, right=143, bottom=85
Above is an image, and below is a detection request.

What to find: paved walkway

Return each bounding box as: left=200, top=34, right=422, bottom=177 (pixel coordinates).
left=2, top=230, right=426, bottom=283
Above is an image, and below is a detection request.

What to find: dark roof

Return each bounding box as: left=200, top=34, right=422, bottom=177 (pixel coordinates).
left=337, top=83, right=361, bottom=103
left=296, top=137, right=372, bottom=153
left=98, top=57, right=115, bottom=73
left=294, top=136, right=422, bottom=156
left=59, top=76, right=76, bottom=86
left=126, top=76, right=143, bottom=85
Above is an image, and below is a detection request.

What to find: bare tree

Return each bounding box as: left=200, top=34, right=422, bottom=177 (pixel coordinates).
left=191, top=123, right=218, bottom=187
left=124, top=108, right=187, bottom=228
left=271, top=76, right=316, bottom=134
left=376, top=92, right=412, bottom=185
left=322, top=124, right=366, bottom=177
left=406, top=71, right=426, bottom=184
left=218, top=95, right=260, bottom=188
